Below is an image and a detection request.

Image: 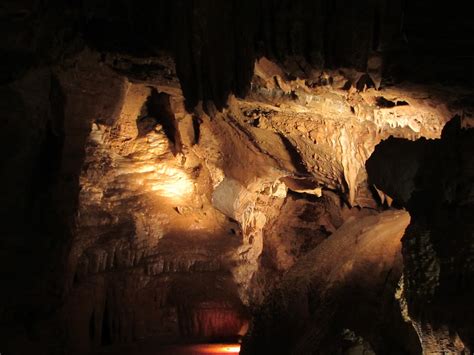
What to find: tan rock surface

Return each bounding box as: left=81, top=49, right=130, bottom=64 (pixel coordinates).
left=9, top=49, right=467, bottom=354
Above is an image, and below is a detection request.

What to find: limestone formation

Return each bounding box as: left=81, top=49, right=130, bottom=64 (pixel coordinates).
left=1, top=2, right=473, bottom=354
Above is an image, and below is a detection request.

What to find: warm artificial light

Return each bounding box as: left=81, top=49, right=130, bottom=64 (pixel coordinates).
left=189, top=343, right=241, bottom=354
left=150, top=165, right=194, bottom=199
left=221, top=345, right=240, bottom=353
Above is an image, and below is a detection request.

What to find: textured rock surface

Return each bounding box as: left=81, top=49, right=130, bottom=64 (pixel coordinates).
left=367, top=118, right=474, bottom=352
left=62, top=76, right=251, bottom=353
left=1, top=2, right=473, bottom=354
left=234, top=57, right=461, bottom=206
left=2, top=46, right=472, bottom=354
left=241, top=210, right=416, bottom=354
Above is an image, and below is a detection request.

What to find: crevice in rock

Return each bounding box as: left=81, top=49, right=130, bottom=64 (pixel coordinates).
left=356, top=73, right=376, bottom=91
left=89, top=309, right=95, bottom=342
left=278, top=134, right=309, bottom=175
left=192, top=115, right=202, bottom=145
left=137, top=87, right=182, bottom=154
left=375, top=96, right=410, bottom=108
left=101, top=298, right=112, bottom=346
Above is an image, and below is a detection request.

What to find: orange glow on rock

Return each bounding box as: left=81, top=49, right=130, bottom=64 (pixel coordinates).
left=151, top=343, right=241, bottom=354
left=221, top=345, right=240, bottom=353
left=188, top=343, right=241, bottom=354
left=149, top=165, right=195, bottom=199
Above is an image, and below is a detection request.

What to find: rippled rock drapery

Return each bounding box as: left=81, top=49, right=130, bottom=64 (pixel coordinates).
left=58, top=51, right=471, bottom=354
left=239, top=57, right=459, bottom=206
left=2, top=45, right=472, bottom=354
left=60, top=54, right=252, bottom=354
left=1, top=1, right=473, bottom=354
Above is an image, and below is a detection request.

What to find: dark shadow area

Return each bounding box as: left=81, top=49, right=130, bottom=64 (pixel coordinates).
left=375, top=96, right=410, bottom=108
left=366, top=117, right=474, bottom=349
left=192, top=115, right=202, bottom=145
left=278, top=134, right=310, bottom=174
left=101, top=299, right=112, bottom=346
left=137, top=88, right=183, bottom=154
left=5, top=0, right=472, bottom=110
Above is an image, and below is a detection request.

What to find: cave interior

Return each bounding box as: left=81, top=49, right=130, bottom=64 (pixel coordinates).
left=1, top=1, right=473, bottom=354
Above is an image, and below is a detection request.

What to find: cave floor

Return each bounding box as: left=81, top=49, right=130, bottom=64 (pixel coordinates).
left=93, top=341, right=241, bottom=355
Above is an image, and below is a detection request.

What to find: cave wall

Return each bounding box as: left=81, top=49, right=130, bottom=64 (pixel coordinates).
left=366, top=118, right=474, bottom=351
left=240, top=115, right=473, bottom=354
left=241, top=210, right=418, bottom=354
left=2, top=48, right=470, bottom=354
left=1, top=1, right=473, bottom=354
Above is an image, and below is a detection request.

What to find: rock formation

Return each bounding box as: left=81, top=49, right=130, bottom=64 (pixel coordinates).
left=1, top=1, right=473, bottom=354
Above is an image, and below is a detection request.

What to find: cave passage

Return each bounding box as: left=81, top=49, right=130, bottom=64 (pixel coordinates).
left=1, top=1, right=473, bottom=354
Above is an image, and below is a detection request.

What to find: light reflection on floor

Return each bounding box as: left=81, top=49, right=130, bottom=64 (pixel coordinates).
left=155, top=343, right=240, bottom=354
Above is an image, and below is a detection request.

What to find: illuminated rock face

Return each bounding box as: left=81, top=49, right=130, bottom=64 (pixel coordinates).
left=54, top=51, right=471, bottom=354
left=235, top=58, right=460, bottom=206
left=1, top=4, right=473, bottom=352
left=63, top=78, right=250, bottom=353
left=241, top=210, right=414, bottom=354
